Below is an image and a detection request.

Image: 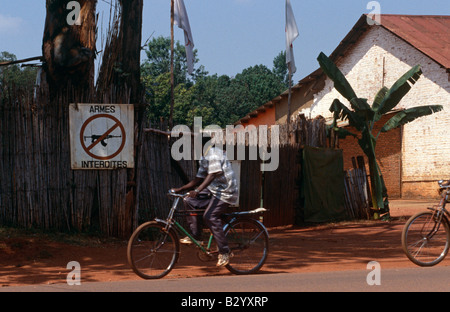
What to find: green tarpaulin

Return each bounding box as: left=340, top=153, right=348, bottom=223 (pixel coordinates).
left=302, top=146, right=346, bottom=223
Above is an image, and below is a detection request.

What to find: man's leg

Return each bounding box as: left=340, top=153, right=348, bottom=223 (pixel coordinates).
left=203, top=197, right=230, bottom=254
left=183, top=190, right=211, bottom=240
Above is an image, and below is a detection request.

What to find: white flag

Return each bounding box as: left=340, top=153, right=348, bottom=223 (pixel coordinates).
left=285, top=0, right=299, bottom=73
left=174, top=0, right=195, bottom=75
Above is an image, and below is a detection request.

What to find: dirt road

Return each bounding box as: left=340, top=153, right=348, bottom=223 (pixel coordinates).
left=1, top=199, right=449, bottom=287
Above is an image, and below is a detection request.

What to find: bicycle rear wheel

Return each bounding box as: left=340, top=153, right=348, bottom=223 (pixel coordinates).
left=224, top=218, right=269, bottom=274
left=127, top=221, right=180, bottom=279
left=401, top=211, right=450, bottom=267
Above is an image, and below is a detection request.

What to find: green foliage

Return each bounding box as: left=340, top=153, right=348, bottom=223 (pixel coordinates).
left=141, top=36, right=207, bottom=87
left=218, top=64, right=285, bottom=126
left=272, top=51, right=289, bottom=88
left=318, top=52, right=358, bottom=105
left=381, top=105, right=443, bottom=133
left=373, top=65, right=423, bottom=122
left=141, top=36, right=286, bottom=128
left=0, top=51, right=39, bottom=91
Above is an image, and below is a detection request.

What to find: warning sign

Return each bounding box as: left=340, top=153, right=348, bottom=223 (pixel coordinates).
left=69, top=104, right=134, bottom=170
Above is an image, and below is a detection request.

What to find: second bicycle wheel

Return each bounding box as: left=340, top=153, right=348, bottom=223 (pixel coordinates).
left=401, top=211, right=450, bottom=267
left=127, top=221, right=180, bottom=279
left=224, top=218, right=269, bottom=274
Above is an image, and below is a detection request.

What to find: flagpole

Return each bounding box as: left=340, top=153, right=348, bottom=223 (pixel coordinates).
left=169, top=0, right=175, bottom=130
left=285, top=0, right=298, bottom=141
left=287, top=65, right=292, bottom=139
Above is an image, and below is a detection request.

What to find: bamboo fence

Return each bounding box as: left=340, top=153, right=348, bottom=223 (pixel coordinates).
left=0, top=88, right=372, bottom=237
left=135, top=129, right=192, bottom=226
left=343, top=157, right=372, bottom=220
left=0, top=82, right=139, bottom=237
left=133, top=116, right=329, bottom=229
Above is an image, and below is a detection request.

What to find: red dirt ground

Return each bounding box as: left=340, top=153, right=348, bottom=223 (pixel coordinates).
left=1, top=200, right=449, bottom=287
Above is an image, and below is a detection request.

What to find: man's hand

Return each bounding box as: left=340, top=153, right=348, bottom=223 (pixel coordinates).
left=171, top=177, right=204, bottom=197
left=188, top=189, right=199, bottom=198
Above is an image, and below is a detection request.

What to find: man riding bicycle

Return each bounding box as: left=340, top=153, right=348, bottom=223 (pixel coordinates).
left=171, top=138, right=238, bottom=267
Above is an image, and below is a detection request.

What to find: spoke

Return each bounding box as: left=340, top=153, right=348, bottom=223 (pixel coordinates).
left=410, top=239, right=427, bottom=258
left=249, top=229, right=264, bottom=244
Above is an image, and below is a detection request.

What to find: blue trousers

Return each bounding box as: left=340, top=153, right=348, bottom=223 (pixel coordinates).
left=183, top=190, right=230, bottom=254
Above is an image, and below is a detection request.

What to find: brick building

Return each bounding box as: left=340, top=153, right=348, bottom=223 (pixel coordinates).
left=237, top=14, right=450, bottom=199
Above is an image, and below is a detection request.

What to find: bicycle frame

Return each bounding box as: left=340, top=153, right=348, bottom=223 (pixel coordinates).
left=157, top=192, right=267, bottom=255
left=431, top=181, right=450, bottom=219
left=155, top=193, right=216, bottom=255
left=424, top=181, right=450, bottom=239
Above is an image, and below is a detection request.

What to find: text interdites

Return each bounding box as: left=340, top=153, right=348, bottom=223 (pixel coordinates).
left=81, top=161, right=128, bottom=169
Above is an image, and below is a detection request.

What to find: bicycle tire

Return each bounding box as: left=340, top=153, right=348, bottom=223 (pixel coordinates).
left=224, top=218, right=269, bottom=275
left=401, top=211, right=450, bottom=267
left=127, top=221, right=180, bottom=279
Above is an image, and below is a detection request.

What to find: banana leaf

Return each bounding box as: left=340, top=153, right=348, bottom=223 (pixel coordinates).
left=380, top=105, right=443, bottom=133
left=372, top=86, right=389, bottom=111
left=329, top=99, right=365, bottom=131
left=317, top=52, right=358, bottom=107
left=333, top=127, right=359, bottom=139
left=374, top=65, right=423, bottom=121
left=350, top=98, right=374, bottom=120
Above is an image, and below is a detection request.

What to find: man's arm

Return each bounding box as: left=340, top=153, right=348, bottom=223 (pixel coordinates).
left=187, top=172, right=220, bottom=198
left=172, top=177, right=203, bottom=194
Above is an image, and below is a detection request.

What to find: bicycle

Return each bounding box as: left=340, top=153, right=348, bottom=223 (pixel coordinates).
left=127, top=190, right=270, bottom=279
left=401, top=180, right=450, bottom=267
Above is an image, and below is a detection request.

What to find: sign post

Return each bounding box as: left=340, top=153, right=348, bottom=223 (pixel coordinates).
left=69, top=104, right=134, bottom=170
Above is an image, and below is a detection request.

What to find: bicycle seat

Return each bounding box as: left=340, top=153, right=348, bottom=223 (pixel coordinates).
left=223, top=208, right=268, bottom=217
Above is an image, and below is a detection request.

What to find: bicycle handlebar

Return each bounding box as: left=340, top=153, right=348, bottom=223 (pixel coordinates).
left=168, top=189, right=188, bottom=198
left=438, top=180, right=450, bottom=188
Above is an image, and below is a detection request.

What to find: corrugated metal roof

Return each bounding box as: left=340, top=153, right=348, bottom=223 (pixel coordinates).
left=377, top=15, right=450, bottom=69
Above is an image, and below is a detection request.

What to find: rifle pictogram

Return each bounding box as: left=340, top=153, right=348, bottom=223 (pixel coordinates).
left=84, top=134, right=122, bottom=147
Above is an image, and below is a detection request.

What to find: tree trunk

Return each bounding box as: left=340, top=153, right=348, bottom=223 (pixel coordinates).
left=359, top=130, right=384, bottom=219
left=96, top=0, right=143, bottom=103
left=116, top=0, right=144, bottom=104
left=42, top=0, right=97, bottom=94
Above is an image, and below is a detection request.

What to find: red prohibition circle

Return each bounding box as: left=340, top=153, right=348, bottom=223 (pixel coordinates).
left=80, top=114, right=126, bottom=160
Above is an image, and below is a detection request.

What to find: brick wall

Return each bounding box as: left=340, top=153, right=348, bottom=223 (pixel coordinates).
left=338, top=114, right=402, bottom=198
left=309, top=25, right=450, bottom=198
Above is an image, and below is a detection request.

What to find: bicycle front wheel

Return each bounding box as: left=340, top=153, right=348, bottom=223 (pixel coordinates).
left=127, top=221, right=180, bottom=279
left=224, top=218, right=269, bottom=275
left=401, top=211, right=450, bottom=267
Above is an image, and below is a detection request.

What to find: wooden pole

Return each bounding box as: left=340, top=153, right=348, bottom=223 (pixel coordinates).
left=169, top=0, right=175, bottom=130
left=0, top=56, right=43, bottom=67
left=287, top=66, right=292, bottom=138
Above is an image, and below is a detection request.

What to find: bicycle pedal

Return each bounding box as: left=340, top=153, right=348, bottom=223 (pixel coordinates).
left=179, top=236, right=194, bottom=245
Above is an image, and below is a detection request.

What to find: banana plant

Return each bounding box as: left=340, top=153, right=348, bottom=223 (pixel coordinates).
left=317, top=52, right=443, bottom=219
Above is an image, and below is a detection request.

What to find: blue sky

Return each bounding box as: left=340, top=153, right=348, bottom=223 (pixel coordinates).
left=0, top=0, right=449, bottom=82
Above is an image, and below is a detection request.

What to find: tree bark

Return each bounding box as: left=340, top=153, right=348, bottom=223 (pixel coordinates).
left=116, top=0, right=144, bottom=104
left=42, top=0, right=97, bottom=93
